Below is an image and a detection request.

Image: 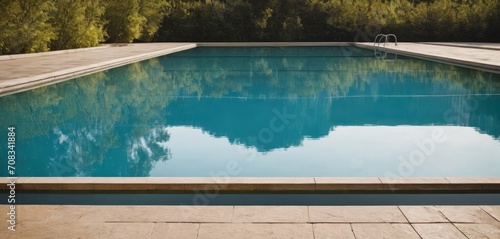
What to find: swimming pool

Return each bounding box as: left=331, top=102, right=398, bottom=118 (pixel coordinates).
left=1, top=46, right=499, bottom=177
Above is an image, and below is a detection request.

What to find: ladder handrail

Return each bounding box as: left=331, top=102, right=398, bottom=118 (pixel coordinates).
left=373, top=34, right=398, bottom=47
left=373, top=34, right=387, bottom=46
left=385, top=34, right=398, bottom=46
left=374, top=34, right=386, bottom=46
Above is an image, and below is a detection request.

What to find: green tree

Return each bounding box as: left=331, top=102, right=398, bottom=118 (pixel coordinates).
left=104, top=0, right=145, bottom=42
left=0, top=0, right=55, bottom=54
left=455, top=0, right=497, bottom=41
left=138, top=0, right=169, bottom=42
left=252, top=5, right=274, bottom=40
left=50, top=0, right=106, bottom=50
left=490, top=0, right=500, bottom=41
left=424, top=0, right=459, bottom=41
left=104, top=0, right=167, bottom=43
left=323, top=0, right=357, bottom=40
left=1, top=0, right=500, bottom=54
left=223, top=0, right=254, bottom=41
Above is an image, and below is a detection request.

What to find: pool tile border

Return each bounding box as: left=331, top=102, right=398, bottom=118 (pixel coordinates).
left=1, top=177, right=499, bottom=191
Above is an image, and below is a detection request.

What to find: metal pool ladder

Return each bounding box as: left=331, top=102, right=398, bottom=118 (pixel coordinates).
left=373, top=34, right=398, bottom=61
left=374, top=34, right=398, bottom=47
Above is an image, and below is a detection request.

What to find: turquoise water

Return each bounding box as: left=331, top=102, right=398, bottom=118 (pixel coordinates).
left=1, top=46, right=500, bottom=177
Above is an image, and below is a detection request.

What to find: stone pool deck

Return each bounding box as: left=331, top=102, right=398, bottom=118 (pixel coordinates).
left=355, top=42, right=500, bottom=73
left=1, top=43, right=500, bottom=238
left=1, top=205, right=499, bottom=238
left=0, top=43, right=196, bottom=96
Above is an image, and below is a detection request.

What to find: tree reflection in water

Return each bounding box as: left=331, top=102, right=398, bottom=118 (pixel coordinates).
left=1, top=47, right=499, bottom=176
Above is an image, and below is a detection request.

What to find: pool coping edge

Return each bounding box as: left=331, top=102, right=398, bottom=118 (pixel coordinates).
left=2, top=177, right=500, bottom=191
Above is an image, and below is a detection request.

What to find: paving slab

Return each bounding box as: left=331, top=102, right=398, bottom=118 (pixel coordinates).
left=351, top=223, right=420, bottom=239
left=480, top=206, right=500, bottom=222
left=98, top=222, right=155, bottom=239
left=309, top=206, right=407, bottom=223
left=413, top=223, right=467, bottom=239
left=313, top=224, right=356, bottom=239
left=0, top=204, right=8, bottom=212
left=399, top=206, right=448, bottom=223
left=197, top=223, right=314, bottom=239
left=2, top=221, right=103, bottom=239
left=455, top=223, right=500, bottom=239
left=77, top=206, right=233, bottom=223
left=150, top=223, right=199, bottom=239
left=15, top=205, right=59, bottom=223
left=47, top=205, right=89, bottom=222
left=437, top=206, right=498, bottom=223
left=232, top=206, right=309, bottom=222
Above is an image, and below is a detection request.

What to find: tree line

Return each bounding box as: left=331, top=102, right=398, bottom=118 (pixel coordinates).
left=1, top=0, right=499, bottom=54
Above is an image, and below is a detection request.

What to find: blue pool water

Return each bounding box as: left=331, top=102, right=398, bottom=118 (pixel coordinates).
left=1, top=46, right=500, bottom=177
